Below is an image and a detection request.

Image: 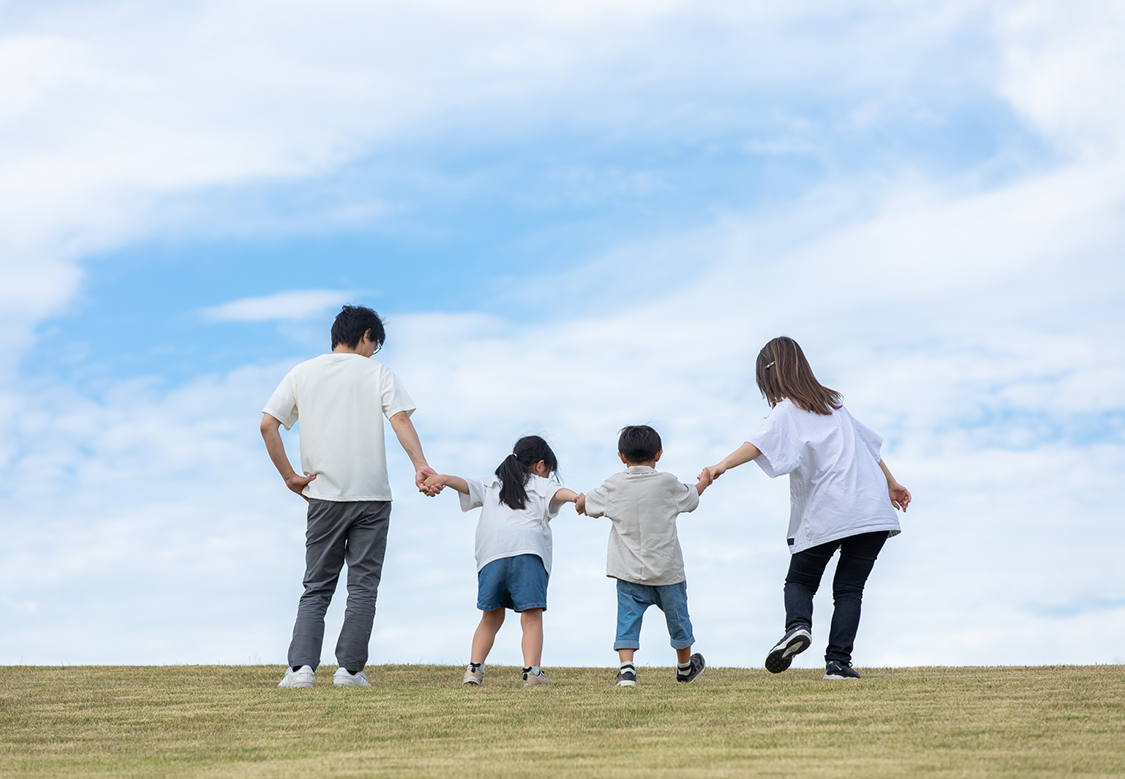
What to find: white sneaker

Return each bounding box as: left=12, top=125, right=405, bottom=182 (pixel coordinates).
left=333, top=667, right=371, bottom=687
left=278, top=665, right=315, bottom=688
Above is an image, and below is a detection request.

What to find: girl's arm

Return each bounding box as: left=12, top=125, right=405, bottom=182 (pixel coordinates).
left=878, top=460, right=912, bottom=512
left=700, top=442, right=763, bottom=484
left=423, top=473, right=471, bottom=496
left=551, top=487, right=581, bottom=505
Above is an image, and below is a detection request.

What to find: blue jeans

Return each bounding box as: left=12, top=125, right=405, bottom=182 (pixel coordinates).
left=614, top=579, right=695, bottom=651
left=784, top=531, right=888, bottom=665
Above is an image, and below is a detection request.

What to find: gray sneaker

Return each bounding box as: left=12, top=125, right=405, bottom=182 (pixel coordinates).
left=522, top=667, right=554, bottom=687
left=676, top=653, right=706, bottom=683
left=615, top=668, right=637, bottom=687
left=333, top=667, right=371, bottom=687
left=278, top=665, right=315, bottom=688
left=463, top=665, right=483, bottom=685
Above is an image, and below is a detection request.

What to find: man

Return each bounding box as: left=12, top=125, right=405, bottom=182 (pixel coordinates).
left=261, top=305, right=438, bottom=688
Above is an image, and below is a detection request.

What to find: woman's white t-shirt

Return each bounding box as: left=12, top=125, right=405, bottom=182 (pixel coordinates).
left=749, top=399, right=901, bottom=554
left=459, top=474, right=564, bottom=574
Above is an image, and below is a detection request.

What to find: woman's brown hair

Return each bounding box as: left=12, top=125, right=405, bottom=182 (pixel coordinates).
left=755, top=337, right=841, bottom=415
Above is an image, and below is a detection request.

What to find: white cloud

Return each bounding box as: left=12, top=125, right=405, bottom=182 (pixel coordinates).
left=1, top=0, right=1124, bottom=668
left=201, top=290, right=358, bottom=323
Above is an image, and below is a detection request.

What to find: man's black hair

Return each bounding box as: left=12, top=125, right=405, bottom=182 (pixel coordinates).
left=618, top=425, right=662, bottom=464
left=331, top=305, right=386, bottom=350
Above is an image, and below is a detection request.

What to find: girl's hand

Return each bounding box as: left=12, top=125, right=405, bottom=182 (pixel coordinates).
left=575, top=494, right=587, bottom=515
left=889, top=483, right=911, bottom=512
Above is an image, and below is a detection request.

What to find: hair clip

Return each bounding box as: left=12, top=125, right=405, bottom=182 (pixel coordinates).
left=764, top=361, right=775, bottom=369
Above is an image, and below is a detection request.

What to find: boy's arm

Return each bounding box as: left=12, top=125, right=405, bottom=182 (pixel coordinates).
left=388, top=411, right=441, bottom=496
left=423, top=473, right=471, bottom=496
left=260, top=413, right=316, bottom=500
left=878, top=459, right=912, bottom=512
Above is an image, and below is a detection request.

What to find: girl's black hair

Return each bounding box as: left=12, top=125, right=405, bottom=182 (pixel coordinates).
left=495, top=435, right=559, bottom=511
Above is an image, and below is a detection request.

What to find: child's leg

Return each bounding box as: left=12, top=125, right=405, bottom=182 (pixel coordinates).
left=614, top=580, right=651, bottom=656
left=519, top=608, right=544, bottom=668
left=617, top=648, right=636, bottom=664
left=826, top=532, right=887, bottom=665
left=654, top=582, right=696, bottom=665
left=470, top=608, right=505, bottom=664
left=783, top=540, right=839, bottom=632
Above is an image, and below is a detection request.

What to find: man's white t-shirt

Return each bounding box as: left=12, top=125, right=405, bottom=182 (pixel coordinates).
left=459, top=474, right=564, bottom=575
left=749, top=399, right=900, bottom=554
left=263, top=353, right=416, bottom=502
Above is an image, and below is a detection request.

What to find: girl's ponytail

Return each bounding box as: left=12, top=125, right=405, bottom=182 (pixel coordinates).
left=495, top=435, right=559, bottom=510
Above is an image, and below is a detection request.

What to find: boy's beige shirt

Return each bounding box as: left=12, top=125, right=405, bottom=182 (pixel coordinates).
left=583, top=465, right=700, bottom=586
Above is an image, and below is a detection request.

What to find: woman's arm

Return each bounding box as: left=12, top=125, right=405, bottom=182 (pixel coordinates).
left=878, top=459, right=911, bottom=512
left=700, top=442, right=763, bottom=484
left=423, top=473, right=470, bottom=496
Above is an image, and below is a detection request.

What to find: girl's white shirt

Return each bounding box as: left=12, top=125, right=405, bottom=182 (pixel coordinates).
left=749, top=399, right=901, bottom=554
left=459, top=474, right=564, bottom=574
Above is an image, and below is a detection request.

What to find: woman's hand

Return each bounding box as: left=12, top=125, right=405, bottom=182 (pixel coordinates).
left=889, top=482, right=912, bottom=512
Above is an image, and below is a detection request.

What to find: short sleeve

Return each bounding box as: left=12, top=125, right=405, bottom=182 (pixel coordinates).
left=674, top=480, right=700, bottom=514
left=583, top=484, right=610, bottom=518
left=379, top=364, right=417, bottom=419
left=526, top=475, right=562, bottom=517
left=853, top=417, right=884, bottom=462
left=748, top=410, right=800, bottom=478
left=263, top=372, right=299, bottom=430
left=458, top=477, right=487, bottom=512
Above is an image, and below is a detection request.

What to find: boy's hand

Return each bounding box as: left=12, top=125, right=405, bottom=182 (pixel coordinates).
left=699, top=465, right=723, bottom=484
left=575, top=493, right=587, bottom=515
left=422, top=473, right=446, bottom=496
left=889, top=482, right=912, bottom=512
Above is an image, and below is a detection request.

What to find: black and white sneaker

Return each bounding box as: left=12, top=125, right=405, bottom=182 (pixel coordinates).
left=764, top=626, right=812, bottom=674
left=615, top=668, right=637, bottom=687
left=823, top=660, right=861, bottom=680
left=676, top=653, right=706, bottom=683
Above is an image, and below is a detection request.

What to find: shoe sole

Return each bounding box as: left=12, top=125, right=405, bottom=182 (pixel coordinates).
left=765, top=630, right=812, bottom=674
left=615, top=680, right=636, bottom=687
left=462, top=678, right=482, bottom=685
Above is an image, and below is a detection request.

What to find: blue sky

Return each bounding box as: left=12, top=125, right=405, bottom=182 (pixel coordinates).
left=2, top=0, right=1124, bottom=669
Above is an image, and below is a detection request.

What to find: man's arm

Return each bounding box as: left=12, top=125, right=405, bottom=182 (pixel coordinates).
left=389, top=411, right=441, bottom=496
left=260, top=413, right=316, bottom=500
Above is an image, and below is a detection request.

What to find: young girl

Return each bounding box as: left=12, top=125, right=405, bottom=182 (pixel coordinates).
left=702, top=337, right=911, bottom=680
left=424, top=435, right=580, bottom=687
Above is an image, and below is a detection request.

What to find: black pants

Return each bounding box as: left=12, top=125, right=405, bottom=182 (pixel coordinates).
left=783, top=531, right=888, bottom=665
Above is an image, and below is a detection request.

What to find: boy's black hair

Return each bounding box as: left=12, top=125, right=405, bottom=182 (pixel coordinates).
left=618, top=425, right=662, bottom=464
left=331, top=305, right=386, bottom=350
left=495, top=435, right=559, bottom=511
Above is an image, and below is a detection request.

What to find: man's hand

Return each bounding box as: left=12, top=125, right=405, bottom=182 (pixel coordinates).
left=575, top=493, right=587, bottom=515
left=285, top=473, right=316, bottom=501
left=417, top=466, right=444, bottom=497
left=889, top=482, right=912, bottom=512
left=695, top=469, right=713, bottom=495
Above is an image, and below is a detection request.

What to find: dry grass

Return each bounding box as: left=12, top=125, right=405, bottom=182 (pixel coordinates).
left=2, top=664, right=1124, bottom=778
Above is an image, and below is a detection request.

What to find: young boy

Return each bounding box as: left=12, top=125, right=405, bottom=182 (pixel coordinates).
left=576, top=425, right=711, bottom=687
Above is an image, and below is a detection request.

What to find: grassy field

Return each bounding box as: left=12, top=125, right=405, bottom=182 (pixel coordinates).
left=2, top=664, right=1124, bottom=778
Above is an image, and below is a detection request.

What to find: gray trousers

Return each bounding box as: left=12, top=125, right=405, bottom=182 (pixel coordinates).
left=287, top=499, right=391, bottom=673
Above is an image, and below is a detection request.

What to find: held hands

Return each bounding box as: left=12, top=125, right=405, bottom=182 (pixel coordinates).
left=417, top=466, right=444, bottom=497
left=698, top=464, right=725, bottom=485
left=575, top=493, right=587, bottom=515
left=889, top=482, right=912, bottom=512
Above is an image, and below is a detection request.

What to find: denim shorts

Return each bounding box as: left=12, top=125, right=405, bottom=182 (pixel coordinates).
left=614, top=579, right=694, bottom=651
left=477, top=554, right=548, bottom=612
